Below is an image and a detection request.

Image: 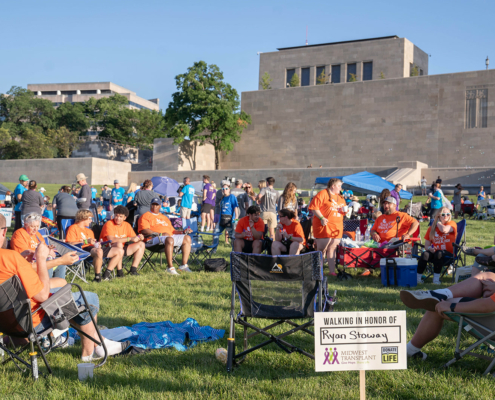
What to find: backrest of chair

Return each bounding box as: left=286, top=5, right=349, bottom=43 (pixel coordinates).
left=0, top=275, right=32, bottom=338
left=61, top=218, right=75, bottom=239
left=230, top=251, right=323, bottom=319
left=182, top=217, right=198, bottom=234
left=456, top=219, right=466, bottom=244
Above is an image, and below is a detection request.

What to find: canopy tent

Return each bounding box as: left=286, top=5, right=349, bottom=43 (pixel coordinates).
left=0, top=183, right=11, bottom=196
left=314, top=171, right=413, bottom=200
left=151, top=176, right=180, bottom=197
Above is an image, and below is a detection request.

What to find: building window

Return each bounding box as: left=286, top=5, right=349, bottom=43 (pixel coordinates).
left=465, top=89, right=488, bottom=128
left=41, top=91, right=57, bottom=96
left=363, top=62, right=373, bottom=81
left=316, top=66, right=325, bottom=85
left=286, top=69, right=295, bottom=87
left=347, top=63, right=357, bottom=82
left=331, top=65, right=341, bottom=83
left=301, top=68, right=310, bottom=86
left=61, top=90, right=77, bottom=95
left=81, top=90, right=97, bottom=95
left=420, top=69, right=424, bottom=76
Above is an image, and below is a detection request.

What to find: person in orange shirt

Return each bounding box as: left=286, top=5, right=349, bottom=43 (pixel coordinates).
left=272, top=209, right=306, bottom=255
left=234, top=205, right=265, bottom=254
left=10, top=213, right=79, bottom=288
left=100, top=205, right=145, bottom=278
left=138, top=198, right=193, bottom=275
left=308, top=178, right=347, bottom=276
left=0, top=214, right=129, bottom=362
left=371, top=196, right=419, bottom=243
left=417, top=207, right=457, bottom=285
left=66, top=210, right=124, bottom=283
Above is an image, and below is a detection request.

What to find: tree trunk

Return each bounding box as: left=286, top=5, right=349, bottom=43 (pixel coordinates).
left=215, top=148, right=219, bottom=170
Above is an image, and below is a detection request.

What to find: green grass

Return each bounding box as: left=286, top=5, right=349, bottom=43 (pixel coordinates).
left=2, top=195, right=495, bottom=398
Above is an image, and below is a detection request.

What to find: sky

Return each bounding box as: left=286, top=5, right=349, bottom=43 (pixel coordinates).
left=1, top=0, right=494, bottom=110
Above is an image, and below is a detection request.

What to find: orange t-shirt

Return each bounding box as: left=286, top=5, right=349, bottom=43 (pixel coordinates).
left=138, top=212, right=174, bottom=236
left=10, top=228, right=44, bottom=254
left=424, top=221, right=457, bottom=254
left=308, top=190, right=346, bottom=239
left=0, top=249, right=45, bottom=326
left=65, top=224, right=95, bottom=247
left=281, top=219, right=306, bottom=245
left=235, top=216, right=265, bottom=241
left=371, top=211, right=416, bottom=243
left=100, top=220, right=136, bottom=242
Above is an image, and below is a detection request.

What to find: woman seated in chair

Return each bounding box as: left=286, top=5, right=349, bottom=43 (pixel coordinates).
left=417, top=207, right=457, bottom=285
left=272, top=209, right=306, bottom=255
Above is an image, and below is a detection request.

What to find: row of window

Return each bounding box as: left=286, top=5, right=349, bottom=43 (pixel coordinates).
left=286, top=62, right=373, bottom=87
left=465, top=89, right=488, bottom=128
left=34, top=89, right=113, bottom=96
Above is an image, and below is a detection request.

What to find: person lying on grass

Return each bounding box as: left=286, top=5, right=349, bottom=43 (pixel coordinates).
left=0, top=214, right=129, bottom=362
left=400, top=272, right=495, bottom=360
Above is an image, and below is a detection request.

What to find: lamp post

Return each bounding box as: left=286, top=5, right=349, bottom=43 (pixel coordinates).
left=486, top=56, right=489, bottom=70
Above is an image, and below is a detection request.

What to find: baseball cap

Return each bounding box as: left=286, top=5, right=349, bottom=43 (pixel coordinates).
left=383, top=196, right=397, bottom=205
left=76, top=173, right=88, bottom=182
left=19, top=174, right=29, bottom=182
left=114, top=180, right=119, bottom=184
left=39, top=187, right=46, bottom=192
left=151, top=197, right=161, bottom=205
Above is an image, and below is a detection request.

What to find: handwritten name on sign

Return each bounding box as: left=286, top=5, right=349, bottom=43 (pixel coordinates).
left=315, top=311, right=407, bottom=372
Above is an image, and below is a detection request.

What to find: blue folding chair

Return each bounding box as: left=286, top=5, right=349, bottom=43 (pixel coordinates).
left=59, top=218, right=75, bottom=240
left=179, top=217, right=204, bottom=268
left=47, top=236, right=91, bottom=284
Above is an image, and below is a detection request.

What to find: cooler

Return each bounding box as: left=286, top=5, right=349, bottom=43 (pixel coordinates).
left=380, top=258, right=417, bottom=288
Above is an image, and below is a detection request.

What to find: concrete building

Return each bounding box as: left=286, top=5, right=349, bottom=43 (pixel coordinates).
left=27, top=81, right=159, bottom=116
left=219, top=36, right=493, bottom=170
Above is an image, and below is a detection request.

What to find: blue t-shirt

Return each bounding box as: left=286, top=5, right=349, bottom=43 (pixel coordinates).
left=123, top=191, right=135, bottom=205
left=111, top=187, right=126, bottom=205
left=343, top=190, right=353, bottom=203
left=431, top=190, right=442, bottom=209
left=99, top=210, right=107, bottom=221
left=160, top=206, right=171, bottom=214
left=91, top=188, right=97, bottom=200
left=43, top=209, right=54, bottom=220
left=478, top=191, right=486, bottom=201
left=221, top=194, right=239, bottom=217
left=181, top=184, right=195, bottom=209
left=13, top=184, right=26, bottom=212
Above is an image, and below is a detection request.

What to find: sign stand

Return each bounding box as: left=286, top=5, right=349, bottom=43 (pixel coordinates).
left=360, top=370, right=365, bottom=400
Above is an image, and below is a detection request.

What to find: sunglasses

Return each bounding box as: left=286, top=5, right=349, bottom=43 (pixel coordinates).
left=222, top=187, right=229, bottom=191
left=441, top=213, right=451, bottom=217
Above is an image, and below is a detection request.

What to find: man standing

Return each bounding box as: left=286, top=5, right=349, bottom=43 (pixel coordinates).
left=13, top=174, right=29, bottom=231
left=75, top=173, right=92, bottom=210
left=477, top=186, right=486, bottom=209
left=111, top=180, right=125, bottom=207
left=453, top=184, right=462, bottom=219
left=230, top=179, right=249, bottom=219
left=101, top=184, right=111, bottom=209
left=436, top=176, right=442, bottom=185
left=256, top=177, right=280, bottom=239
left=91, top=186, right=98, bottom=202
left=201, top=175, right=216, bottom=232
left=428, top=183, right=443, bottom=219
left=390, top=184, right=402, bottom=209
left=179, top=177, right=195, bottom=219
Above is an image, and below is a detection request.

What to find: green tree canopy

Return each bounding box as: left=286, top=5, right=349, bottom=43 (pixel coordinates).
left=165, top=61, right=251, bottom=169
left=260, top=72, right=273, bottom=90
left=290, top=73, right=300, bottom=87
left=55, top=102, right=89, bottom=134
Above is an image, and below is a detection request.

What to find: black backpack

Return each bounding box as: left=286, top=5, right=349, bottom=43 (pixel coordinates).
left=204, top=258, right=227, bottom=272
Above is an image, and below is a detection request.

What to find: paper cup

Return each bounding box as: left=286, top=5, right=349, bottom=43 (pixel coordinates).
left=78, top=363, right=94, bottom=381
left=342, top=206, right=349, bottom=213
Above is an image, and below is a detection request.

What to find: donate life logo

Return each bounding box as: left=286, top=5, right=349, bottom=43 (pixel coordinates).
left=323, top=347, right=339, bottom=365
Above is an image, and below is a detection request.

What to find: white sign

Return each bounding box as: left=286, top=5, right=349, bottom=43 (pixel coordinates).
left=0, top=208, right=13, bottom=228
left=314, top=311, right=407, bottom=371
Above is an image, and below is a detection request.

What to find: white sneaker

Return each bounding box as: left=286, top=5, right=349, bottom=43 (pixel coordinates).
left=166, top=267, right=180, bottom=275
left=81, top=351, right=103, bottom=362
left=179, top=264, right=192, bottom=273
left=432, top=278, right=441, bottom=285
left=417, top=276, right=423, bottom=284
left=399, top=290, right=446, bottom=311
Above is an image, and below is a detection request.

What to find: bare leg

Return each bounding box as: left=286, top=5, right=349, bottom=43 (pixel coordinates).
left=252, top=240, right=262, bottom=254
left=271, top=241, right=287, bottom=256
left=410, top=311, right=444, bottom=348
left=49, top=277, right=67, bottom=289
left=91, top=248, right=103, bottom=274
left=71, top=315, right=99, bottom=358
left=326, top=238, right=341, bottom=274
left=201, top=212, right=207, bottom=231
left=209, top=210, right=214, bottom=230
left=234, top=238, right=245, bottom=253
left=125, top=241, right=145, bottom=268
left=180, top=235, right=192, bottom=265
left=164, top=237, right=175, bottom=269
left=289, top=241, right=304, bottom=255
left=447, top=272, right=495, bottom=298
left=105, top=248, right=124, bottom=271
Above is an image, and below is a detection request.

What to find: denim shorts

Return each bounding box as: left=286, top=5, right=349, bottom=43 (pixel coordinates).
left=34, top=289, right=100, bottom=333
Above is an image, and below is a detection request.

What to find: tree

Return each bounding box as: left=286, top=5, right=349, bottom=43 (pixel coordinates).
left=49, top=126, right=81, bottom=158
left=55, top=102, right=89, bottom=134
left=289, top=73, right=300, bottom=87
left=165, top=61, right=251, bottom=169
left=348, top=73, right=357, bottom=82
left=84, top=93, right=130, bottom=136
left=317, top=70, right=327, bottom=85
left=260, top=72, right=273, bottom=90
left=10, top=125, right=54, bottom=159
left=410, top=64, right=419, bottom=77
left=380, top=71, right=385, bottom=79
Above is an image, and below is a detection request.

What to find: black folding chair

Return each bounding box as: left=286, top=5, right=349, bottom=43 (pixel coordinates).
left=226, top=251, right=335, bottom=372
left=0, top=277, right=107, bottom=380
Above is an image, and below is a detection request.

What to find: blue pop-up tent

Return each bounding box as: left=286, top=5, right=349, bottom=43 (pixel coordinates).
left=151, top=176, right=180, bottom=197
left=314, top=171, right=413, bottom=200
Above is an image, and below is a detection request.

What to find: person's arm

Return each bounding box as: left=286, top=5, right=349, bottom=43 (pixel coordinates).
left=424, top=239, right=434, bottom=252
left=436, top=298, right=495, bottom=317
left=250, top=221, right=263, bottom=240
left=31, top=243, right=51, bottom=303
left=45, top=252, right=79, bottom=270
left=140, top=228, right=157, bottom=237
left=203, top=188, right=207, bottom=202
left=234, top=207, right=239, bottom=220
left=371, top=229, right=381, bottom=242
left=107, top=234, right=143, bottom=244
left=428, top=192, right=439, bottom=200
left=403, top=219, right=420, bottom=240
left=437, top=222, right=454, bottom=233
left=274, top=224, right=283, bottom=241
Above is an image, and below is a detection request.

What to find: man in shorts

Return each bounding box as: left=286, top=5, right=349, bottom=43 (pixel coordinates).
left=234, top=205, right=264, bottom=254
left=256, top=177, right=279, bottom=239
left=138, top=198, right=193, bottom=275
left=179, top=177, right=195, bottom=219
left=65, top=209, right=124, bottom=282
left=201, top=175, right=216, bottom=231
left=99, top=205, right=145, bottom=277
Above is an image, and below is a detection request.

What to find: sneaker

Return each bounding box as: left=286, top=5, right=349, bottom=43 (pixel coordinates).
left=327, top=272, right=337, bottom=277
left=432, top=278, right=441, bottom=285
left=102, top=275, right=112, bottom=281
left=360, top=269, right=371, bottom=277
left=409, top=351, right=428, bottom=361
left=117, top=270, right=124, bottom=278
left=417, top=276, right=423, bottom=284
left=399, top=290, right=446, bottom=311
left=129, top=270, right=140, bottom=276
left=166, top=267, right=179, bottom=275
left=52, top=335, right=69, bottom=349
left=93, top=276, right=101, bottom=283
left=461, top=245, right=476, bottom=256
left=179, top=265, right=192, bottom=273
left=476, top=255, right=495, bottom=267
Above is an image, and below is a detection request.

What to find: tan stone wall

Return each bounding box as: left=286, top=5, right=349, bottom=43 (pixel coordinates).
left=178, top=141, right=215, bottom=171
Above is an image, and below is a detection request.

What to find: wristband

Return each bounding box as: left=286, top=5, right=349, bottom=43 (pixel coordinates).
left=289, top=234, right=293, bottom=240
left=450, top=303, right=456, bottom=312
left=83, top=239, right=87, bottom=245
left=127, top=237, right=130, bottom=243
left=318, top=216, right=324, bottom=220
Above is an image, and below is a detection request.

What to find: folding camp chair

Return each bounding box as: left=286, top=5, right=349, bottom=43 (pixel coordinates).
left=59, top=218, right=75, bottom=240
left=0, top=277, right=107, bottom=380
left=416, top=219, right=467, bottom=283
left=174, top=217, right=203, bottom=268
left=193, top=232, right=221, bottom=265
left=226, top=251, right=333, bottom=371
left=443, top=311, right=495, bottom=376
left=47, top=237, right=91, bottom=284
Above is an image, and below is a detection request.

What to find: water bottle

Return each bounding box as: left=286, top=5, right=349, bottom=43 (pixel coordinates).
left=365, top=225, right=371, bottom=242
left=355, top=227, right=361, bottom=242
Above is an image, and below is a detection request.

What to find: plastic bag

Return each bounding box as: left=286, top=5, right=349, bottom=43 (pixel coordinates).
left=362, top=240, right=379, bottom=248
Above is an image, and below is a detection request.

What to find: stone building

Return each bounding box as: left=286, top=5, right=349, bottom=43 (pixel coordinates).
left=220, top=36, right=493, bottom=170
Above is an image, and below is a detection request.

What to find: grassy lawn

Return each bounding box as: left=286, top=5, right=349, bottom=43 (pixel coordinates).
left=2, top=192, right=495, bottom=398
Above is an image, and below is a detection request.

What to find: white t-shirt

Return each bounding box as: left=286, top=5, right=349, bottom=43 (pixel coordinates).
left=349, top=201, right=361, bottom=213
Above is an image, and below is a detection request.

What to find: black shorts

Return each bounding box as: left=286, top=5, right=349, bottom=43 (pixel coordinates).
left=86, top=245, right=112, bottom=258
left=242, top=240, right=254, bottom=254
left=202, top=203, right=214, bottom=213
